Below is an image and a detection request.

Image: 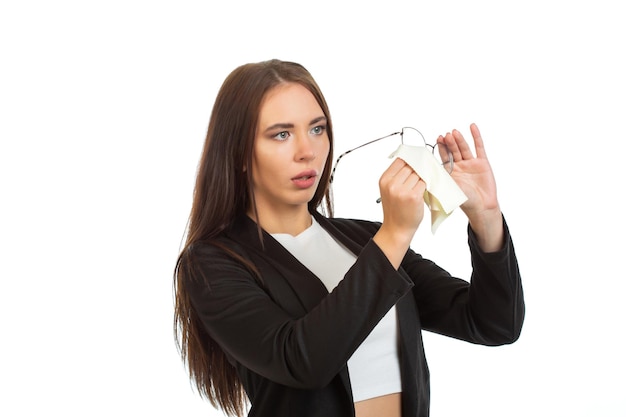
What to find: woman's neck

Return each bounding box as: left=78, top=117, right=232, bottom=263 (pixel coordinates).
left=248, top=205, right=312, bottom=236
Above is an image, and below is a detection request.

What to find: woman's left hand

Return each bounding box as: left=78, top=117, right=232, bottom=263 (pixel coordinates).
left=438, top=123, right=504, bottom=251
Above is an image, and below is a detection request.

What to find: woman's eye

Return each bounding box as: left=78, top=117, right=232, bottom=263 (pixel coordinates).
left=311, top=125, right=326, bottom=135
left=274, top=131, right=290, bottom=140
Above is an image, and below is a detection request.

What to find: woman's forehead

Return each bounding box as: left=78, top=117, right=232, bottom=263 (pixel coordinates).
left=258, top=83, right=323, bottom=126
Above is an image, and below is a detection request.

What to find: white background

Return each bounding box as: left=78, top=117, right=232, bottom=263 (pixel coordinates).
left=1, top=1, right=624, bottom=415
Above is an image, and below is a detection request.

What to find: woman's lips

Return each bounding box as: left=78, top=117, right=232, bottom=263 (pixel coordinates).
left=292, top=170, right=317, bottom=189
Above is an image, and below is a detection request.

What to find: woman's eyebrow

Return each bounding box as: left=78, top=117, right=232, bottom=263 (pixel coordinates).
left=263, top=117, right=326, bottom=133
left=309, top=116, right=327, bottom=125
left=263, top=123, right=294, bottom=133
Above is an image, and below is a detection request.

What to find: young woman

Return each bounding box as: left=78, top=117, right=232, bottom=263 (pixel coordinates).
left=174, top=59, right=524, bottom=417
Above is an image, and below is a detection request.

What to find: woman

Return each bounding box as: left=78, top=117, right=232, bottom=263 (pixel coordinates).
left=174, top=59, right=524, bottom=417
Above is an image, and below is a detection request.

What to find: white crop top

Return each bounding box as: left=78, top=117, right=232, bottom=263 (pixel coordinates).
left=271, top=217, right=402, bottom=402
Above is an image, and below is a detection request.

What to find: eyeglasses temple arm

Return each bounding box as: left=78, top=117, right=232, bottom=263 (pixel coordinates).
left=329, top=131, right=402, bottom=183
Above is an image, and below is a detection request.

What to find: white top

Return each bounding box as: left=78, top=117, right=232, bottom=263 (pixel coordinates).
left=272, top=217, right=402, bottom=402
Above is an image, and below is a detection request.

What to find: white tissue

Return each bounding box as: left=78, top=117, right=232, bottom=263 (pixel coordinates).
left=389, top=144, right=467, bottom=233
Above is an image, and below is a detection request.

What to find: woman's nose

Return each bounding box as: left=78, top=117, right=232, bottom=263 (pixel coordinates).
left=295, top=135, right=315, bottom=161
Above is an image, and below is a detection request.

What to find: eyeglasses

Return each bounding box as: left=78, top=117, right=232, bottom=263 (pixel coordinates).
left=329, top=127, right=453, bottom=184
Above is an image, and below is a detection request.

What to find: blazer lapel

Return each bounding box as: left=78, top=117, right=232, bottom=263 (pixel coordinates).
left=313, top=211, right=365, bottom=257
left=226, top=214, right=329, bottom=313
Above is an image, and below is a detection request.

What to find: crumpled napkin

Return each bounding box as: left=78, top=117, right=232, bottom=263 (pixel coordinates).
left=389, top=144, right=467, bottom=233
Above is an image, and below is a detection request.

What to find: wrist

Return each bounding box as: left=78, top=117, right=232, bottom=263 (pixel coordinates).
left=372, top=225, right=413, bottom=270
left=467, top=207, right=504, bottom=253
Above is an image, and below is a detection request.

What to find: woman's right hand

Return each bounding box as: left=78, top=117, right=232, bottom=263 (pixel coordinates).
left=372, top=158, right=425, bottom=269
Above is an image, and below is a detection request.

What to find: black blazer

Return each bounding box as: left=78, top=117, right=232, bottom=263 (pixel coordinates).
left=185, top=211, right=524, bottom=417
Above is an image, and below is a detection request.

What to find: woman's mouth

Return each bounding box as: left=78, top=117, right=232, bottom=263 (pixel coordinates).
left=292, top=171, right=317, bottom=189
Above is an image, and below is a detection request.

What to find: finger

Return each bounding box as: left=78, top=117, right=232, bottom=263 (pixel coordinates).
left=413, top=177, right=427, bottom=195
left=451, top=129, right=475, bottom=160
left=380, top=159, right=416, bottom=191
left=394, top=165, right=419, bottom=186
left=435, top=135, right=453, bottom=170
left=388, top=158, right=420, bottom=182
left=403, top=171, right=422, bottom=189
left=443, top=132, right=463, bottom=162
left=470, top=123, right=488, bottom=159
left=384, top=157, right=409, bottom=177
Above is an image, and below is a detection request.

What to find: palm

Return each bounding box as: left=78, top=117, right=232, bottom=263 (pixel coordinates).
left=451, top=157, right=498, bottom=213
left=439, top=124, right=499, bottom=216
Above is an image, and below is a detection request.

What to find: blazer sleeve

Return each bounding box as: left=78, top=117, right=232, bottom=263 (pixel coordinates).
left=403, top=215, right=524, bottom=345
left=184, top=238, right=414, bottom=390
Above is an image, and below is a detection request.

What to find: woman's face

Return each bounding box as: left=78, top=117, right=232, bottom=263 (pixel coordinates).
left=250, top=82, right=330, bottom=215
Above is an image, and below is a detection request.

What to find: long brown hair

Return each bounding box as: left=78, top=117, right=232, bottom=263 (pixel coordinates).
left=174, top=59, right=335, bottom=416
